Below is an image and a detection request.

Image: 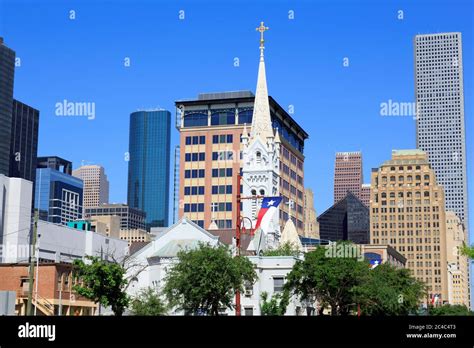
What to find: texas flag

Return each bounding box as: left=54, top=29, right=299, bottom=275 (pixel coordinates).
left=254, top=197, right=283, bottom=232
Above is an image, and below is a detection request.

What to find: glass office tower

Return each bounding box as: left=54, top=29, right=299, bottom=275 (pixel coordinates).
left=10, top=99, right=40, bottom=182
left=0, top=38, right=15, bottom=175
left=35, top=156, right=83, bottom=224
left=127, top=109, right=171, bottom=230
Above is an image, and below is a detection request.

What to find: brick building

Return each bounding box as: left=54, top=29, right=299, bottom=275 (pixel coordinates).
left=0, top=263, right=97, bottom=316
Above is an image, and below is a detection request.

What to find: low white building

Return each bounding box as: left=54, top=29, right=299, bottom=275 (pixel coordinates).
left=126, top=217, right=219, bottom=299
left=37, top=221, right=129, bottom=263
left=126, top=217, right=302, bottom=315
left=234, top=255, right=300, bottom=316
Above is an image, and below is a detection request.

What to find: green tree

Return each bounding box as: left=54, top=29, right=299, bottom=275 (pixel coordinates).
left=353, top=263, right=426, bottom=316
left=430, top=304, right=473, bottom=316
left=461, top=244, right=474, bottom=258
left=285, top=243, right=369, bottom=316
left=260, top=290, right=290, bottom=316
left=130, top=287, right=167, bottom=316
left=73, top=256, right=129, bottom=316
left=163, top=243, right=257, bottom=316
left=262, top=242, right=300, bottom=257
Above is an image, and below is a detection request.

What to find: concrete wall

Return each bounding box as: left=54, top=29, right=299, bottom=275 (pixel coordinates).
left=0, top=175, right=33, bottom=263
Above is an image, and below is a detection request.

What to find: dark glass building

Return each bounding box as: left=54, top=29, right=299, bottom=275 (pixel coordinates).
left=127, top=110, right=170, bottom=230
left=35, top=156, right=83, bottom=224
left=317, top=192, right=370, bottom=244
left=9, top=99, right=39, bottom=182
left=0, top=38, right=15, bottom=176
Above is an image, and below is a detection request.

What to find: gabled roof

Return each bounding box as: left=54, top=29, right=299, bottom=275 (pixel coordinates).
left=150, top=239, right=202, bottom=258
left=130, top=217, right=219, bottom=256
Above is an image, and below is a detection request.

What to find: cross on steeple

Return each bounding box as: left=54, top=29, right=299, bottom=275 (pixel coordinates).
left=256, top=21, right=269, bottom=51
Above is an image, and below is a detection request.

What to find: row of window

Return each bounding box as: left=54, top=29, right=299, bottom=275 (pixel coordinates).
left=212, top=168, right=233, bottom=177
left=185, top=135, right=206, bottom=145
left=184, top=203, right=205, bottom=212
left=211, top=202, right=233, bottom=212
left=183, top=109, right=253, bottom=128
left=212, top=185, right=233, bottom=194
left=184, top=186, right=205, bottom=195
left=212, top=134, right=233, bottom=144
left=185, top=152, right=205, bottom=162
left=184, top=169, right=205, bottom=178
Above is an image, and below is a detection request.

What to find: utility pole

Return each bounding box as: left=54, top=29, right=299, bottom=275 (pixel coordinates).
left=234, top=173, right=264, bottom=316
left=27, top=210, right=39, bottom=315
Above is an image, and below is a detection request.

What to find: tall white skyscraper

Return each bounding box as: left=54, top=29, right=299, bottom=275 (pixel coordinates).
left=414, top=32, right=469, bottom=234
left=73, top=165, right=109, bottom=209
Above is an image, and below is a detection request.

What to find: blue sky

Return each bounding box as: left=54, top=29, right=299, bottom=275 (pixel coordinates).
left=0, top=0, right=472, bottom=239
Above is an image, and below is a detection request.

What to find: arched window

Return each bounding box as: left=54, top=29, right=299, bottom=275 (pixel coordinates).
left=399, top=176, right=404, bottom=181
left=238, top=109, right=253, bottom=124
left=260, top=189, right=265, bottom=196
left=211, top=110, right=235, bottom=126
left=424, top=191, right=430, bottom=197
left=381, top=192, right=387, bottom=198
left=424, top=174, right=429, bottom=180
left=183, top=111, right=208, bottom=127
left=256, top=152, right=261, bottom=164
left=390, top=192, right=395, bottom=198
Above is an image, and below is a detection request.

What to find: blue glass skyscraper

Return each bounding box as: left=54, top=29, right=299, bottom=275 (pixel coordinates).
left=127, top=109, right=170, bottom=230
left=35, top=156, right=83, bottom=224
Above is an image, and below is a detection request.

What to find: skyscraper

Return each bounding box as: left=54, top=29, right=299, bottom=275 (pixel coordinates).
left=360, top=183, right=371, bottom=207
left=35, top=156, right=83, bottom=224
left=175, top=92, right=308, bottom=233
left=73, top=165, right=109, bottom=209
left=370, top=150, right=448, bottom=305
left=0, top=38, right=15, bottom=176
left=334, top=152, right=363, bottom=203
left=175, top=26, right=308, bottom=234
left=127, top=109, right=171, bottom=230
left=414, top=32, right=469, bottom=233
left=303, top=188, right=319, bottom=238
left=9, top=99, right=39, bottom=182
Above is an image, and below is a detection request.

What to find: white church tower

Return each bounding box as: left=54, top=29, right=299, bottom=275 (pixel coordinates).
left=242, top=22, right=281, bottom=247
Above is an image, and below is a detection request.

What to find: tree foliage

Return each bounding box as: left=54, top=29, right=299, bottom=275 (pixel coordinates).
left=163, top=243, right=257, bottom=316
left=430, top=304, right=473, bottom=316
left=285, top=242, right=426, bottom=316
left=262, top=242, right=300, bottom=257
left=285, top=243, right=369, bottom=315
left=461, top=245, right=474, bottom=259
left=353, top=263, right=426, bottom=316
left=260, top=290, right=290, bottom=316
left=72, top=256, right=129, bottom=316
left=130, top=287, right=167, bottom=316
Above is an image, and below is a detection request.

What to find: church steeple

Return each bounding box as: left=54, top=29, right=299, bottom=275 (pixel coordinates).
left=250, top=22, right=274, bottom=142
